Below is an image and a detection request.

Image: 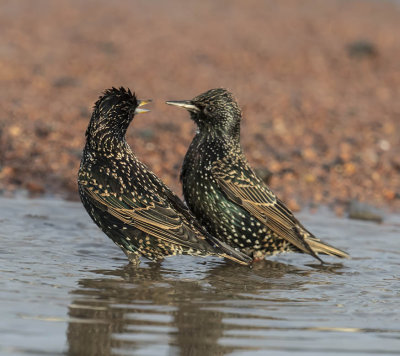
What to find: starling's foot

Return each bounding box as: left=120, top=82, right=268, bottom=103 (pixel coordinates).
left=124, top=250, right=141, bottom=266
left=252, top=250, right=266, bottom=262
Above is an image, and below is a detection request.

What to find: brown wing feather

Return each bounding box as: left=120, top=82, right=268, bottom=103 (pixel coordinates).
left=82, top=183, right=208, bottom=251
left=212, top=159, right=322, bottom=261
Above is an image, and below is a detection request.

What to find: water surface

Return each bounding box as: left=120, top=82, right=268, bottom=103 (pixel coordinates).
left=0, top=197, right=399, bottom=355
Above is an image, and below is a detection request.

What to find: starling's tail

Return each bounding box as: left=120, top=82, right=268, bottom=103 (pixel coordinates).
left=220, top=251, right=252, bottom=265
left=305, top=237, right=349, bottom=258
left=207, top=235, right=252, bottom=265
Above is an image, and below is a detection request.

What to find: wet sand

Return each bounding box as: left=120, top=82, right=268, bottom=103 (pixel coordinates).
left=0, top=197, right=399, bottom=355
left=0, top=0, right=400, bottom=213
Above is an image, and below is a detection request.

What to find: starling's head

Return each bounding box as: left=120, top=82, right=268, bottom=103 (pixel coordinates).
left=166, top=88, right=241, bottom=138
left=87, top=87, right=150, bottom=142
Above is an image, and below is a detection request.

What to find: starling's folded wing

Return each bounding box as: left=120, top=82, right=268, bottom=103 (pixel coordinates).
left=212, top=158, right=322, bottom=261
left=146, top=176, right=252, bottom=265
left=80, top=170, right=211, bottom=251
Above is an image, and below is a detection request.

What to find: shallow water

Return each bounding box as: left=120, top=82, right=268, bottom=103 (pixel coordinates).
left=0, top=197, right=399, bottom=356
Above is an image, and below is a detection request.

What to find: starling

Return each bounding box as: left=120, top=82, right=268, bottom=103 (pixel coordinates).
left=166, top=88, right=349, bottom=262
left=78, top=87, right=251, bottom=266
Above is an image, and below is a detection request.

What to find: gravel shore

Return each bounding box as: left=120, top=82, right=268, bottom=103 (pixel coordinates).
left=1, top=0, right=399, bottom=213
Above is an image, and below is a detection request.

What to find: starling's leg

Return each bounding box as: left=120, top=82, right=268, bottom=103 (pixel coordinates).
left=123, top=250, right=141, bottom=266
left=252, top=250, right=266, bottom=262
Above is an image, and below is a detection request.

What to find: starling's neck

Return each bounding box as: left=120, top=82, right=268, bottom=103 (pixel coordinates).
left=197, top=125, right=241, bottom=145
left=85, top=112, right=129, bottom=152
left=194, top=129, right=242, bottom=160
left=85, top=109, right=132, bottom=151
left=86, top=129, right=127, bottom=153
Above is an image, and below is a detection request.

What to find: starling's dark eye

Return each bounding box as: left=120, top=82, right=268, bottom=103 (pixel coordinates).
left=204, top=106, right=214, bottom=115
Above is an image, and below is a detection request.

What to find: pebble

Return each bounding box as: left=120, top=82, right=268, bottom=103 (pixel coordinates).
left=348, top=200, right=384, bottom=223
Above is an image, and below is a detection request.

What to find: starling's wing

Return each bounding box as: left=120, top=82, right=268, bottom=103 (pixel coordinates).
left=80, top=167, right=213, bottom=252
left=144, top=172, right=252, bottom=265
left=212, top=158, right=322, bottom=261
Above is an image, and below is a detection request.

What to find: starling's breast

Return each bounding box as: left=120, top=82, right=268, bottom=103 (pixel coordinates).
left=181, top=135, right=285, bottom=254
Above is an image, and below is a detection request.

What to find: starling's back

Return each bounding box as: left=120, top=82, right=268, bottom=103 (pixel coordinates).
left=78, top=87, right=251, bottom=265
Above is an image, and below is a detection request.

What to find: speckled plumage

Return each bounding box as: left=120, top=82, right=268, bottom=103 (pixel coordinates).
left=78, top=87, right=251, bottom=266
left=166, top=88, right=348, bottom=262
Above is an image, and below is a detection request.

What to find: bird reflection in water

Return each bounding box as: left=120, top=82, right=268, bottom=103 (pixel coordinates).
left=66, top=258, right=344, bottom=355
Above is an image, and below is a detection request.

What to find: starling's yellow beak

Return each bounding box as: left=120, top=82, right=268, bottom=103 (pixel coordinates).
left=134, top=100, right=151, bottom=114
left=165, top=100, right=200, bottom=113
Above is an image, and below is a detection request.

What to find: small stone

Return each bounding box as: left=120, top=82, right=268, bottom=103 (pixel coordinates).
left=334, top=205, right=345, bottom=217
left=383, top=189, right=396, bottom=201
left=378, top=139, right=390, bottom=151
left=287, top=199, right=300, bottom=212
left=0, top=166, right=14, bottom=178
left=137, top=128, right=155, bottom=140
left=52, top=77, right=79, bottom=88
left=303, top=148, right=317, bottom=160
left=391, top=157, right=400, bottom=171
left=347, top=40, right=377, bottom=59
left=348, top=199, right=384, bottom=223
left=304, top=173, right=316, bottom=183
left=26, top=181, right=45, bottom=195
left=9, top=126, right=21, bottom=137
left=344, top=163, right=356, bottom=176
left=34, top=122, right=52, bottom=138
left=97, top=41, right=118, bottom=54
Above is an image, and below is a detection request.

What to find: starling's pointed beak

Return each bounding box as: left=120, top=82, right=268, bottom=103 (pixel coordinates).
left=165, top=100, right=200, bottom=113
left=134, top=99, right=151, bottom=114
